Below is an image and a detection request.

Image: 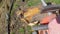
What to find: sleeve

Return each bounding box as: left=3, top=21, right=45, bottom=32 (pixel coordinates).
left=40, top=14, right=56, bottom=24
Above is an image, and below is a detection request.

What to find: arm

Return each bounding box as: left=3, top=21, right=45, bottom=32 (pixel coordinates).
left=40, top=14, right=56, bottom=24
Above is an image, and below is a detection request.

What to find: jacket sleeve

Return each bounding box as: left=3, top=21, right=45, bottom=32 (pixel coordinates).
left=40, top=14, right=56, bottom=24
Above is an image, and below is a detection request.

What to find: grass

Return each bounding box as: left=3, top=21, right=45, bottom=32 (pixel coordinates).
left=19, top=26, right=31, bottom=34
left=27, top=0, right=41, bottom=6
left=46, top=0, right=60, bottom=4
left=19, top=28, right=24, bottom=34
left=27, top=0, right=60, bottom=7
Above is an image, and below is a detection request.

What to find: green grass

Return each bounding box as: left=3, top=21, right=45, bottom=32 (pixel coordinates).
left=27, top=0, right=41, bottom=6
left=46, top=0, right=60, bottom=4
left=27, top=0, right=60, bottom=7
left=19, top=26, right=31, bottom=34
left=19, top=28, right=24, bottom=34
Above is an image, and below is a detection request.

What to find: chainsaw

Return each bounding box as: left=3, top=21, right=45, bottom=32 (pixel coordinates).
left=16, top=0, right=60, bottom=26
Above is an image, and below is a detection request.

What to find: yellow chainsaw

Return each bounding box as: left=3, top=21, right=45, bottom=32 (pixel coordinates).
left=16, top=7, right=40, bottom=26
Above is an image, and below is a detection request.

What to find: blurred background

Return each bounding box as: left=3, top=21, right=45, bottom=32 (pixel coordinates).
left=0, top=0, right=60, bottom=34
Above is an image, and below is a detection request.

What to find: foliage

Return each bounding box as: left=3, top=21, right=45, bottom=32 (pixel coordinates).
left=27, top=0, right=41, bottom=6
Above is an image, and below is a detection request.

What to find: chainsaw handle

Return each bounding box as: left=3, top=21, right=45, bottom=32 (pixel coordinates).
left=41, top=5, right=60, bottom=13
